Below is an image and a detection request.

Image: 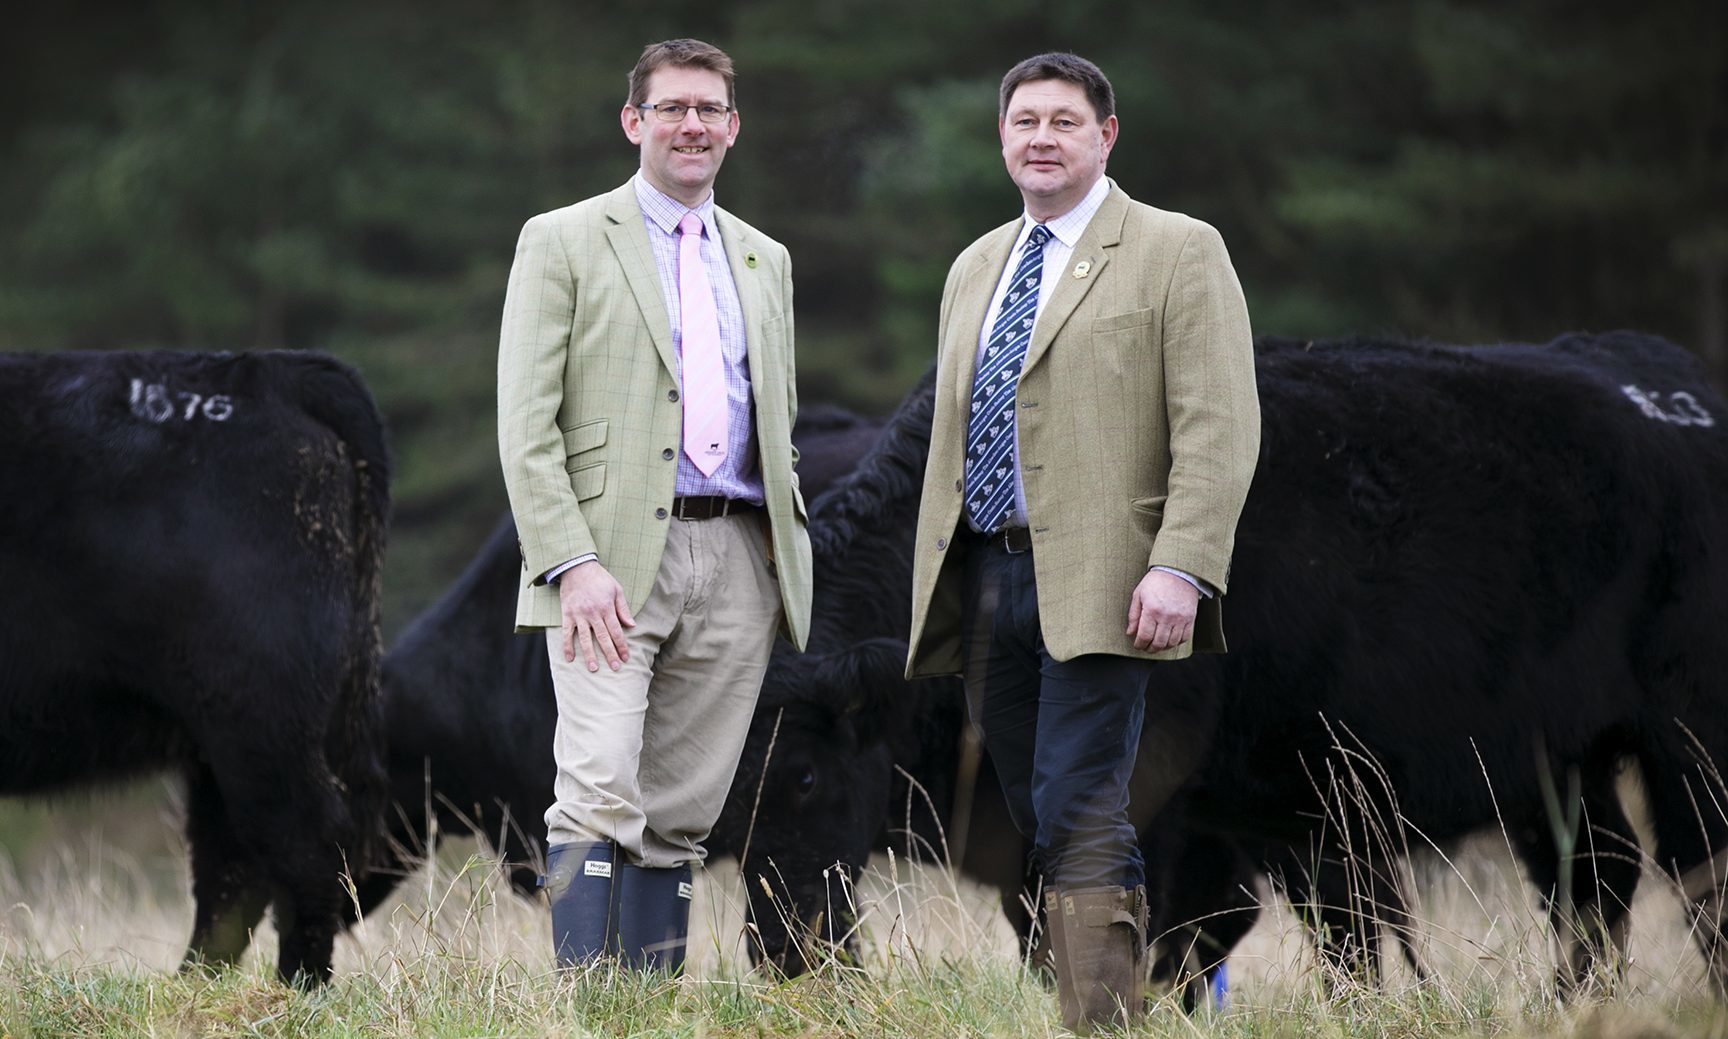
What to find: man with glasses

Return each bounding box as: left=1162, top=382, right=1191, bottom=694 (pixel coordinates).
left=906, top=53, right=1259, bottom=1029
left=498, top=38, right=811, bottom=974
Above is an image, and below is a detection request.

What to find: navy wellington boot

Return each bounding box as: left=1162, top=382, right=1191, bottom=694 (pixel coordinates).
left=616, top=862, right=694, bottom=972
left=541, top=840, right=621, bottom=965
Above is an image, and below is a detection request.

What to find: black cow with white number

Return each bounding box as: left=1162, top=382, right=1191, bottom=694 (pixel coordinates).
left=0, top=350, right=390, bottom=986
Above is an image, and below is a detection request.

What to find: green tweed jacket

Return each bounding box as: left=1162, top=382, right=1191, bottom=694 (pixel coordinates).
left=498, top=180, right=812, bottom=649
left=907, top=184, right=1260, bottom=677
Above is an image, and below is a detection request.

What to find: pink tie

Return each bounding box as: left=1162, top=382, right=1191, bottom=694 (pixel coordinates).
left=677, top=212, right=728, bottom=476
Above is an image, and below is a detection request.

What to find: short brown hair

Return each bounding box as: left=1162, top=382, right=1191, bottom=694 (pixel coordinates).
left=999, top=52, right=1114, bottom=124
left=626, top=39, right=736, bottom=110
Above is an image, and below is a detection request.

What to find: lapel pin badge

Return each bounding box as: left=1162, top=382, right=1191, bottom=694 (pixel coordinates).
left=1072, top=260, right=1092, bottom=279
left=745, top=251, right=758, bottom=269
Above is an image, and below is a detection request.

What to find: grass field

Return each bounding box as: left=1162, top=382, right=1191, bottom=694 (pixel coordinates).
left=5, top=781, right=1728, bottom=1038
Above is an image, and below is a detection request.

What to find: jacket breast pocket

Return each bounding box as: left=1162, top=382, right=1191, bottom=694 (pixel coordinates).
left=1090, top=308, right=1158, bottom=379
left=1093, top=308, right=1157, bottom=334
left=758, top=314, right=788, bottom=366
left=756, top=314, right=791, bottom=410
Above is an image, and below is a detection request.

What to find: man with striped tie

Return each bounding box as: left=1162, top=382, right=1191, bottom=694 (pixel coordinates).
left=497, top=39, right=811, bottom=974
left=906, top=53, right=1260, bottom=1029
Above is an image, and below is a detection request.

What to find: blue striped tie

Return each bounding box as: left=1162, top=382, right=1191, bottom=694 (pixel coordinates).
left=965, top=224, right=1051, bottom=535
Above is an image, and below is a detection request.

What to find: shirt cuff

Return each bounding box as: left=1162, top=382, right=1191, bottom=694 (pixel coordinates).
left=546, top=553, right=598, bottom=585
left=1151, top=564, right=1215, bottom=599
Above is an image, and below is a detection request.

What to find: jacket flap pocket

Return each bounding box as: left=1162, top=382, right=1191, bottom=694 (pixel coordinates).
left=569, top=462, right=605, bottom=502
left=561, top=419, right=608, bottom=458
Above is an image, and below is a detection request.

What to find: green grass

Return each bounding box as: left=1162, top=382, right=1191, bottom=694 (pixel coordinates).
left=7, top=949, right=1728, bottom=1039
left=8, top=786, right=1728, bottom=1037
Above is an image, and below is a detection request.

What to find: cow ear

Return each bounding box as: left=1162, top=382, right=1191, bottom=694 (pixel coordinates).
left=764, top=639, right=917, bottom=743
left=825, top=637, right=916, bottom=717
left=755, top=640, right=827, bottom=709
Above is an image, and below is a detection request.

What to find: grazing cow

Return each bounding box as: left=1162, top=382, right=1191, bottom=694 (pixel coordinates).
left=728, top=331, right=1728, bottom=998
left=351, top=405, right=889, bottom=916
left=0, top=349, right=390, bottom=985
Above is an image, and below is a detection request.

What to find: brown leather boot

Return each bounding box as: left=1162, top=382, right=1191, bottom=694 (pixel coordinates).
left=1045, top=885, right=1148, bottom=1032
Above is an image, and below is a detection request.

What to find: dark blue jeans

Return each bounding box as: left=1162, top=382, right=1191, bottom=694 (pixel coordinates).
left=960, top=535, right=1151, bottom=890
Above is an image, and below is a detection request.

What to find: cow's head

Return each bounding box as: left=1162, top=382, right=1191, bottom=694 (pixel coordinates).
left=715, top=637, right=930, bottom=973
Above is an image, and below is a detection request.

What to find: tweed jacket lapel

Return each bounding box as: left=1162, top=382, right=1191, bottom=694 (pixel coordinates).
left=601, top=181, right=679, bottom=380
left=1020, top=186, right=1128, bottom=377
left=950, top=222, right=1022, bottom=414
left=715, top=205, right=766, bottom=388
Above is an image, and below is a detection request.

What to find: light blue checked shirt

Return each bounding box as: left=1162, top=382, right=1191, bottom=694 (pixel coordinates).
left=546, top=175, right=764, bottom=584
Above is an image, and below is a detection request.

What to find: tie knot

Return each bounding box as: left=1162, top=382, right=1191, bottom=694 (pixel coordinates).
left=679, top=212, right=703, bottom=237
left=1026, top=224, right=1051, bottom=249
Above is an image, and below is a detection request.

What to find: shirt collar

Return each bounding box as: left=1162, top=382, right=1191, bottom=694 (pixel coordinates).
left=633, top=171, right=719, bottom=239
left=1020, top=175, right=1112, bottom=250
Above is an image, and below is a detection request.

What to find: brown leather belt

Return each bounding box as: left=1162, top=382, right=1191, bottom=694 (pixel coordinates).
left=974, top=525, right=1032, bottom=554
left=670, top=495, right=762, bottom=520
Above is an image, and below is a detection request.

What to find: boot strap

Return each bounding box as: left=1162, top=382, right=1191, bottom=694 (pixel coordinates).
left=1074, top=903, right=1137, bottom=928
left=1064, top=885, right=1147, bottom=926
left=1062, top=887, right=1147, bottom=931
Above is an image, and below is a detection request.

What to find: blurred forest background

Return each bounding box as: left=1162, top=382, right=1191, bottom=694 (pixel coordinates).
left=1, top=0, right=1723, bottom=634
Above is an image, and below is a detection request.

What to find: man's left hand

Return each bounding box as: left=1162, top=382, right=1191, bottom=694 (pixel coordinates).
left=1127, top=569, right=1199, bottom=651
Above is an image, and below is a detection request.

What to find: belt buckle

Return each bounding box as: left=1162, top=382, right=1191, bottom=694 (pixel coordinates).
left=1001, top=527, right=1031, bottom=554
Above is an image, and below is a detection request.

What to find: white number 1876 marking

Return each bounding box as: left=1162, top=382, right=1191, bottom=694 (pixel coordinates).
left=129, top=379, right=235, bottom=423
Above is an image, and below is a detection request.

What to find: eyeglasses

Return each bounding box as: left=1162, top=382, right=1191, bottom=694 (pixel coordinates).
left=638, top=102, right=733, bottom=125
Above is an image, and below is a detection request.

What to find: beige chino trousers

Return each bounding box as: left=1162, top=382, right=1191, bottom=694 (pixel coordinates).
left=544, top=511, right=781, bottom=868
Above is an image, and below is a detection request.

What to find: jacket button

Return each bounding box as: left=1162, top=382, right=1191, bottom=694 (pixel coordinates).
left=662, top=448, right=675, bottom=460
left=667, top=389, right=680, bottom=402
left=655, top=507, right=668, bottom=520
left=936, top=537, right=948, bottom=550
left=954, top=479, right=961, bottom=492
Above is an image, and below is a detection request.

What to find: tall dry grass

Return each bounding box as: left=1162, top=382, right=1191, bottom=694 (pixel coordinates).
left=5, top=769, right=1728, bottom=1036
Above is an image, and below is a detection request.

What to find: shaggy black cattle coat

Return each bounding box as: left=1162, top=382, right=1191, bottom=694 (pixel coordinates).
left=0, top=350, right=390, bottom=985
left=732, top=331, right=1728, bottom=994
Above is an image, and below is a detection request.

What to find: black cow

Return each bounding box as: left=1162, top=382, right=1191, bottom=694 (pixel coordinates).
left=360, top=362, right=1439, bottom=988
left=789, top=403, right=892, bottom=493
left=728, top=331, right=1728, bottom=998
left=351, top=405, right=889, bottom=917
left=0, top=350, right=390, bottom=985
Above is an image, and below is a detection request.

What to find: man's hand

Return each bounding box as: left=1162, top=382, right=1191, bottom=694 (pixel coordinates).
left=1126, top=569, right=1199, bottom=652
left=558, top=560, right=636, bottom=672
